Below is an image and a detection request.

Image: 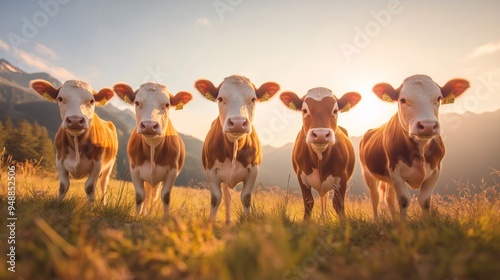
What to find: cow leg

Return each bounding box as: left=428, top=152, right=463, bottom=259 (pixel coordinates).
left=298, top=177, right=314, bottom=220
left=222, top=183, right=231, bottom=224
left=320, top=192, right=328, bottom=218
left=332, top=180, right=346, bottom=220
left=385, top=182, right=397, bottom=219
left=84, top=160, right=102, bottom=203
left=391, top=172, right=411, bottom=219
left=98, top=159, right=114, bottom=206
left=418, top=170, right=440, bottom=216
left=56, top=162, right=70, bottom=201
left=150, top=183, right=162, bottom=214
left=241, top=166, right=258, bottom=220
left=143, top=182, right=152, bottom=215
left=130, top=168, right=146, bottom=215
left=207, top=169, right=223, bottom=223
left=364, top=174, right=380, bottom=219
left=160, top=168, right=178, bottom=216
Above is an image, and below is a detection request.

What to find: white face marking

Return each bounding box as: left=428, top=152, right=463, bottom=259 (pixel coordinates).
left=303, top=87, right=335, bottom=101
left=398, top=75, right=442, bottom=138
left=134, top=83, right=171, bottom=138
left=300, top=169, right=341, bottom=197
left=57, top=80, right=98, bottom=134
left=217, top=75, right=257, bottom=138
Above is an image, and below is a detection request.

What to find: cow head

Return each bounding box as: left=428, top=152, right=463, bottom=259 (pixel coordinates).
left=30, top=79, right=114, bottom=136
left=114, top=82, right=192, bottom=139
left=373, top=75, right=469, bottom=140
left=280, top=88, right=361, bottom=155
left=195, top=75, right=279, bottom=142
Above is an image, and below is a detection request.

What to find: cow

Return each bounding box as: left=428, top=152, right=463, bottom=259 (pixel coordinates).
left=194, top=75, right=279, bottom=223
left=359, top=75, right=470, bottom=219
left=113, top=82, right=192, bottom=215
left=30, top=79, right=118, bottom=204
left=280, top=88, right=361, bottom=220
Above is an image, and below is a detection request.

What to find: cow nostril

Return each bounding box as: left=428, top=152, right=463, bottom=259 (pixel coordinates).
left=228, top=119, right=234, bottom=127
left=433, top=122, right=439, bottom=130
left=325, top=131, right=331, bottom=138
left=153, top=123, right=159, bottom=130
left=417, top=122, right=425, bottom=130
left=140, top=122, right=146, bottom=130
left=65, top=118, right=72, bottom=125
left=242, top=119, right=248, bottom=128
left=311, top=131, right=317, bottom=138
left=78, top=118, right=84, bottom=125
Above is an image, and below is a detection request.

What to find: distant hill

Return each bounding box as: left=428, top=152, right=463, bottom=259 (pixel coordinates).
left=258, top=110, right=500, bottom=195
left=0, top=59, right=205, bottom=185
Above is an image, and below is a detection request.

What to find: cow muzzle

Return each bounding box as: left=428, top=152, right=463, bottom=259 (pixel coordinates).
left=306, top=128, right=335, bottom=155
left=64, top=115, right=87, bottom=134
left=224, top=116, right=250, bottom=141
left=138, top=120, right=162, bottom=136
left=411, top=120, right=439, bottom=139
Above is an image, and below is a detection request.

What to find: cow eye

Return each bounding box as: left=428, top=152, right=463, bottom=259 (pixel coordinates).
left=302, top=109, right=308, bottom=114
left=251, top=97, right=257, bottom=103
left=333, top=109, right=338, bottom=115
left=399, top=98, right=407, bottom=104
left=56, top=97, right=63, bottom=102
left=134, top=101, right=139, bottom=106
left=437, top=96, right=442, bottom=102
left=217, top=97, right=223, bottom=102
left=165, top=103, right=170, bottom=108
left=89, top=99, right=95, bottom=105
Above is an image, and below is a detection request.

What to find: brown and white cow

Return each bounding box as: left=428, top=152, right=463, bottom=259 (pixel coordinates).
left=30, top=79, right=118, bottom=204
left=114, top=82, right=192, bottom=215
left=359, top=75, right=470, bottom=219
left=195, top=75, right=279, bottom=223
left=280, top=88, right=361, bottom=219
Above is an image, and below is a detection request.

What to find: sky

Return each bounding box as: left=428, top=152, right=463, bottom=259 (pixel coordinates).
left=0, top=0, right=499, bottom=147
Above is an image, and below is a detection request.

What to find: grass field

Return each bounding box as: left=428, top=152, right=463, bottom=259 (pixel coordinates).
left=0, top=160, right=499, bottom=280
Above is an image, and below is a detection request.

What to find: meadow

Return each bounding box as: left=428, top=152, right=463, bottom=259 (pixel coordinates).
left=0, top=157, right=499, bottom=280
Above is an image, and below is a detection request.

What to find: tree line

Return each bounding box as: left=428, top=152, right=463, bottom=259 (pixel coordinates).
left=0, top=118, right=54, bottom=168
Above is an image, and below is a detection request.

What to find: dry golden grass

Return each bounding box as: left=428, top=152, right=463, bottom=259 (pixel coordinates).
left=0, top=160, right=499, bottom=279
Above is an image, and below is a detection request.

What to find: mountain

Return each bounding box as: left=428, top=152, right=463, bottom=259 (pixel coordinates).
left=257, top=110, right=500, bottom=195
left=0, top=59, right=205, bottom=185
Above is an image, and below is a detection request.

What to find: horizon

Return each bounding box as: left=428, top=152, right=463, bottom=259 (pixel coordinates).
left=1, top=0, right=499, bottom=147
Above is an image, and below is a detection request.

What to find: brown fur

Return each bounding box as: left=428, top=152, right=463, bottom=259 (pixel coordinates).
left=360, top=113, right=446, bottom=185
left=54, top=113, right=118, bottom=162
left=293, top=127, right=355, bottom=181
left=127, top=119, right=185, bottom=170
left=202, top=119, right=262, bottom=170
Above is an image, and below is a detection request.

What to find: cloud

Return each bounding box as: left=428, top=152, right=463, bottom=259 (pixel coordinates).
left=0, top=39, right=10, bottom=52
left=35, top=43, right=60, bottom=60
left=465, top=41, right=500, bottom=60
left=196, top=17, right=211, bottom=26
left=16, top=49, right=76, bottom=80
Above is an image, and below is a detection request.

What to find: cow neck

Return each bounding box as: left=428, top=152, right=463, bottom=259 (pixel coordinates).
left=384, top=114, right=422, bottom=168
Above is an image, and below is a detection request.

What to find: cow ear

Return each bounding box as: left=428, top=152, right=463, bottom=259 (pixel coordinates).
left=170, top=91, right=193, bottom=110
left=280, top=91, right=303, bottom=111
left=195, top=79, right=218, bottom=102
left=113, top=83, right=136, bottom=104
left=338, top=92, right=361, bottom=113
left=94, top=88, right=114, bottom=106
left=439, top=79, right=470, bottom=105
left=373, top=83, right=399, bottom=102
left=256, top=82, right=280, bottom=102
left=30, top=79, right=60, bottom=101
